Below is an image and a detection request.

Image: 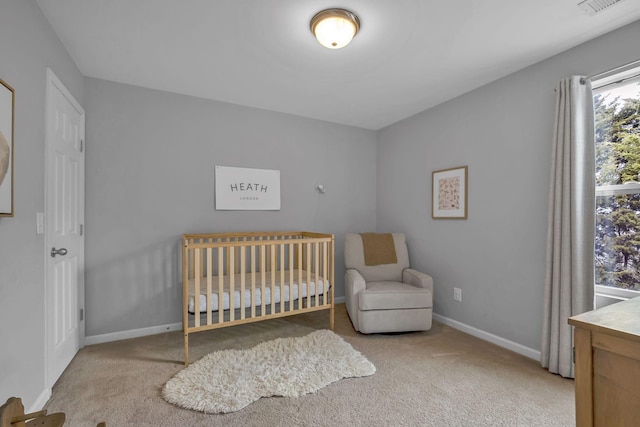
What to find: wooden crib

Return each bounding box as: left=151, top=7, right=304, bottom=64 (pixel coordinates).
left=182, top=231, right=334, bottom=365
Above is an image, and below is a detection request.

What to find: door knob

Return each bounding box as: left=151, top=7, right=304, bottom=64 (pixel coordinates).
left=51, top=247, right=68, bottom=257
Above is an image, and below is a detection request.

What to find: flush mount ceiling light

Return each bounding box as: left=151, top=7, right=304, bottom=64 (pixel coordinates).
left=310, top=8, right=360, bottom=49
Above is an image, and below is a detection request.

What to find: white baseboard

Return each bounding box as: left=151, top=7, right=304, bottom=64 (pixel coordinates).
left=85, top=297, right=346, bottom=346
left=29, top=388, right=51, bottom=413
left=81, top=303, right=539, bottom=363
left=433, top=313, right=541, bottom=361
left=84, top=322, right=182, bottom=346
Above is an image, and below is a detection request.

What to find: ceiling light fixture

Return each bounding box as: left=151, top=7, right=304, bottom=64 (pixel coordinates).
left=310, top=8, right=360, bottom=49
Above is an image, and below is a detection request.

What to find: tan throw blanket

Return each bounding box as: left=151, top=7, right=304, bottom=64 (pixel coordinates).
left=360, top=233, right=397, bottom=266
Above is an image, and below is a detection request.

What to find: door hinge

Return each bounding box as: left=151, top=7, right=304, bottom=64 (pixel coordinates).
left=80, top=308, right=84, bottom=321
left=80, top=224, right=83, bottom=236
left=80, top=139, right=84, bottom=152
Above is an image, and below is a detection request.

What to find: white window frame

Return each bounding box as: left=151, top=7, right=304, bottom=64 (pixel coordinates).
left=594, top=180, right=640, bottom=301
left=593, top=66, right=640, bottom=304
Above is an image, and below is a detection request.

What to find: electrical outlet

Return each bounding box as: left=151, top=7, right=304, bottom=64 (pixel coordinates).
left=453, top=287, right=462, bottom=302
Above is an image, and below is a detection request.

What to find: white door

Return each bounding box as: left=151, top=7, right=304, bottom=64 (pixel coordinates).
left=45, top=68, right=85, bottom=387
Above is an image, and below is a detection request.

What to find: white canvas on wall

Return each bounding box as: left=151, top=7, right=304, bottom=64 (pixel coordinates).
left=215, top=165, right=281, bottom=210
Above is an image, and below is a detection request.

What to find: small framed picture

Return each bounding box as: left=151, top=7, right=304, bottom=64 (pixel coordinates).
left=0, top=78, right=14, bottom=217
left=432, top=166, right=467, bottom=219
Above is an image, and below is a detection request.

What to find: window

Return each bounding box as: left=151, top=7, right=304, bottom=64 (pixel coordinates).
left=593, top=66, right=640, bottom=307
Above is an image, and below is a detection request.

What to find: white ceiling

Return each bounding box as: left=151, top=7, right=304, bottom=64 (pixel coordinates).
left=36, top=0, right=640, bottom=130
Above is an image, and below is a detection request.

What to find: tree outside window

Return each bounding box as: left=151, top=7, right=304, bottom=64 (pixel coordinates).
left=594, top=79, right=640, bottom=291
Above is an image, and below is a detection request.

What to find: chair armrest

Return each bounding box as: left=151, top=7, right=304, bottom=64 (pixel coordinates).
left=403, top=268, right=433, bottom=292
left=345, top=269, right=366, bottom=296
left=345, top=269, right=366, bottom=330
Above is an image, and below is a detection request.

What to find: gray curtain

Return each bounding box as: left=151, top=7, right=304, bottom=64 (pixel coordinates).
left=541, top=76, right=595, bottom=378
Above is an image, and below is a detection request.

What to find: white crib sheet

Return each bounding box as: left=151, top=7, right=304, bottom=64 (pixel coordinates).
left=188, top=269, right=329, bottom=313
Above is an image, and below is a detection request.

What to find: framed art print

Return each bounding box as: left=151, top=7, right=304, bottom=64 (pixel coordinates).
left=432, top=166, right=467, bottom=219
left=215, top=165, right=281, bottom=210
left=0, top=78, right=14, bottom=217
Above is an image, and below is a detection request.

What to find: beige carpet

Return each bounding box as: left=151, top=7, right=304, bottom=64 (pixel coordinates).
left=45, top=304, right=575, bottom=426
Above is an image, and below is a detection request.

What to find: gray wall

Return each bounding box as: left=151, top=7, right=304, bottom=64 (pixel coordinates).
left=377, top=20, right=640, bottom=352
left=0, top=0, right=84, bottom=410
left=84, top=78, right=377, bottom=337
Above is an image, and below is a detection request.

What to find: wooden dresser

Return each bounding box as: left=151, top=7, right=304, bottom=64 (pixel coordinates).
left=568, top=297, right=640, bottom=427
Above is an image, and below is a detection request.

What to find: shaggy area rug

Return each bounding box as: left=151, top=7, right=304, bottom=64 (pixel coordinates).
left=161, top=329, right=376, bottom=413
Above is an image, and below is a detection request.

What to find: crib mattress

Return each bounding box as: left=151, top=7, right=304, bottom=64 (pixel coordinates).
left=188, top=269, right=329, bottom=313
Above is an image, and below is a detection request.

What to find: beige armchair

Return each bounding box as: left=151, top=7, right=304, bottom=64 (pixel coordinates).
left=344, top=233, right=433, bottom=334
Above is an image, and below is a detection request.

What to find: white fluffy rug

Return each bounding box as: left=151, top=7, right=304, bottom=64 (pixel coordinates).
left=162, top=329, right=376, bottom=413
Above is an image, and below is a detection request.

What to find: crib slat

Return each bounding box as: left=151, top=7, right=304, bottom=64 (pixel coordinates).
left=314, top=242, right=319, bottom=308
left=236, top=238, right=241, bottom=274
left=229, top=246, right=235, bottom=322
left=189, top=240, right=195, bottom=280
left=182, top=237, right=190, bottom=365
left=280, top=243, right=285, bottom=313
left=261, top=244, right=266, bottom=316
left=323, top=241, right=328, bottom=305
left=298, top=243, right=303, bottom=309
left=306, top=241, right=311, bottom=308
left=270, top=244, right=276, bottom=314
left=200, top=238, right=205, bottom=277
left=240, top=246, right=246, bottom=320
left=266, top=237, right=271, bottom=272
left=288, top=243, right=294, bottom=312
left=194, top=248, right=201, bottom=328
left=225, top=237, right=230, bottom=278
left=250, top=245, right=256, bottom=319
left=218, top=248, right=224, bottom=324
left=293, top=241, right=298, bottom=270
left=330, top=235, right=335, bottom=329
left=206, top=248, right=212, bottom=325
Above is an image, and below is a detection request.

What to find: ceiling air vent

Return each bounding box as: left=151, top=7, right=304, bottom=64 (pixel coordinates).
left=578, top=0, right=625, bottom=15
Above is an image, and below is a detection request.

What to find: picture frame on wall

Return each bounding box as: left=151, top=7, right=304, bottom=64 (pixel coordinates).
left=432, top=166, right=468, bottom=219
left=215, top=165, right=281, bottom=210
left=0, top=79, right=14, bottom=217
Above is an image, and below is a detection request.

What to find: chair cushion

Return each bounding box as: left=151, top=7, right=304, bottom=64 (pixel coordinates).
left=344, top=233, right=410, bottom=282
left=359, top=281, right=432, bottom=311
